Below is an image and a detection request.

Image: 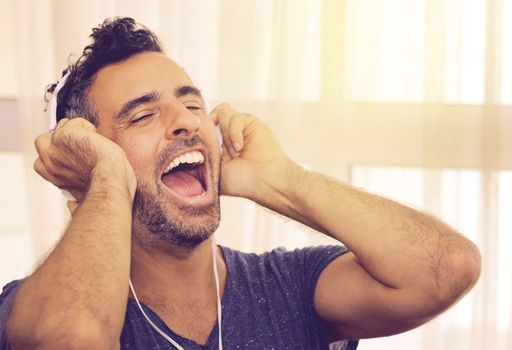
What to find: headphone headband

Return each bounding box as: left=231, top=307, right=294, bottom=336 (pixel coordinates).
left=48, top=72, right=71, bottom=130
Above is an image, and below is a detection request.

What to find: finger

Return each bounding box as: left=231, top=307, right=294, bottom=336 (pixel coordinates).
left=227, top=113, right=247, bottom=153
left=52, top=117, right=70, bottom=142
left=67, top=117, right=96, bottom=131
left=210, top=111, right=219, bottom=125
left=33, top=157, right=46, bottom=177
left=53, top=117, right=96, bottom=143
left=35, top=132, right=67, bottom=174
left=66, top=200, right=79, bottom=217
left=218, top=114, right=239, bottom=158
left=211, top=102, right=230, bottom=115
left=49, top=117, right=68, bottom=134
left=33, top=157, right=59, bottom=185
left=67, top=189, right=85, bottom=203
left=34, top=133, right=52, bottom=158
left=55, top=117, right=95, bottom=131
left=216, top=104, right=242, bottom=158
left=54, top=117, right=70, bottom=131
left=34, top=156, right=73, bottom=190
left=212, top=103, right=236, bottom=128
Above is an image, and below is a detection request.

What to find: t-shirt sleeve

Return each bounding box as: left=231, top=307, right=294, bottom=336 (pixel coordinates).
left=299, top=245, right=359, bottom=350
left=0, top=280, right=21, bottom=350
left=266, top=245, right=358, bottom=349
left=270, top=245, right=347, bottom=307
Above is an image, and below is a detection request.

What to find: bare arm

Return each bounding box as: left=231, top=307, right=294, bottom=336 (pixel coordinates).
left=6, top=118, right=136, bottom=349
left=260, top=166, right=480, bottom=339
left=215, top=104, right=481, bottom=340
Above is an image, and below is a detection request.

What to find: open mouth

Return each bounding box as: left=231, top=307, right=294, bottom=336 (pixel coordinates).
left=160, top=150, right=208, bottom=198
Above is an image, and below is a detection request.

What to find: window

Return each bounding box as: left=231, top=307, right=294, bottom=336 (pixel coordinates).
left=501, top=0, right=512, bottom=104
left=349, top=0, right=425, bottom=102
left=0, top=153, right=33, bottom=287
left=0, top=0, right=17, bottom=97
left=348, top=0, right=491, bottom=104
left=352, top=165, right=510, bottom=341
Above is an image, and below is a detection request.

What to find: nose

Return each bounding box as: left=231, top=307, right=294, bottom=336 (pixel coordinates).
left=165, top=105, right=201, bottom=140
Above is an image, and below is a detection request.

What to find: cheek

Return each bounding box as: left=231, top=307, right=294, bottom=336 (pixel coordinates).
left=117, top=137, right=159, bottom=180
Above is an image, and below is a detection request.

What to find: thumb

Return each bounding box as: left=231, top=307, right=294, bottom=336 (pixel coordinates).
left=66, top=200, right=79, bottom=217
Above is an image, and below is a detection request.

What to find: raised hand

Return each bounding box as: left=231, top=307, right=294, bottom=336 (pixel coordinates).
left=212, top=103, right=296, bottom=203
left=33, top=117, right=136, bottom=203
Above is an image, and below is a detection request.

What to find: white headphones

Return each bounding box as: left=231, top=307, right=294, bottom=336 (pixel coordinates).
left=48, top=72, right=70, bottom=130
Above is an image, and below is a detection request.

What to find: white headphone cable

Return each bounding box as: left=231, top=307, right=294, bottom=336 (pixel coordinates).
left=212, top=237, right=223, bottom=350
left=128, top=238, right=223, bottom=349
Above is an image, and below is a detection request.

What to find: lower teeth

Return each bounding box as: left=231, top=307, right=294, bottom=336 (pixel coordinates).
left=194, top=191, right=206, bottom=198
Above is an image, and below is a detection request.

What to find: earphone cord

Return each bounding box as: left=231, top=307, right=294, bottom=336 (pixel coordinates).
left=128, top=238, right=223, bottom=350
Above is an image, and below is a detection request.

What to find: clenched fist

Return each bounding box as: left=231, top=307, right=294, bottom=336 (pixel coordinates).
left=34, top=117, right=136, bottom=203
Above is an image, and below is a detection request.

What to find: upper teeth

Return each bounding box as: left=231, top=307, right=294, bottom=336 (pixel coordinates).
left=164, top=150, right=204, bottom=174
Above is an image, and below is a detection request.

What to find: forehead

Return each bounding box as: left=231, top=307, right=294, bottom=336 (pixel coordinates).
left=88, top=52, right=193, bottom=122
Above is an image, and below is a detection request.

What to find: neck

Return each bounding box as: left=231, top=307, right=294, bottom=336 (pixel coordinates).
left=130, top=237, right=225, bottom=302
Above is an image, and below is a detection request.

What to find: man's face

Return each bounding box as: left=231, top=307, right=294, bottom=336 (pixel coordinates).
left=87, top=52, right=221, bottom=249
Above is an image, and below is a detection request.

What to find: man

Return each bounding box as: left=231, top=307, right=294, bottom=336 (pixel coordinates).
left=0, top=17, right=480, bottom=349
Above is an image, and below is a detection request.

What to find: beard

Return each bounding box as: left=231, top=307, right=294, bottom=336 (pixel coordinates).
left=132, top=137, right=221, bottom=249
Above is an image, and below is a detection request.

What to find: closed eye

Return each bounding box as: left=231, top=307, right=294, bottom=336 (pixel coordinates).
left=183, top=100, right=204, bottom=112
left=131, top=112, right=156, bottom=124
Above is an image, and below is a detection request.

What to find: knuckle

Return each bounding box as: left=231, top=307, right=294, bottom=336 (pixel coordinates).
left=66, top=117, right=84, bottom=128
left=55, top=118, right=69, bottom=128
left=241, top=113, right=254, bottom=121
left=66, top=117, right=96, bottom=133
left=73, top=117, right=90, bottom=126
left=34, top=133, right=47, bottom=147
left=33, top=159, right=42, bottom=172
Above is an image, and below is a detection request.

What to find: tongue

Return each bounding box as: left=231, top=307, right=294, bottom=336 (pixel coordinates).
left=162, top=171, right=204, bottom=197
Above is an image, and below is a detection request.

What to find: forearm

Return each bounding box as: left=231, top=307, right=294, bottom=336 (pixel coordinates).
left=255, top=162, right=480, bottom=298
left=7, top=166, right=134, bottom=349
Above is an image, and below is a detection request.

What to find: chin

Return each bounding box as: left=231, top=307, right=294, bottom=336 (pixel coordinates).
left=132, top=181, right=221, bottom=250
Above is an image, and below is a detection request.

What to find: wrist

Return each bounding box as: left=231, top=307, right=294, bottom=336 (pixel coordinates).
left=90, top=159, right=137, bottom=200
left=255, top=158, right=304, bottom=210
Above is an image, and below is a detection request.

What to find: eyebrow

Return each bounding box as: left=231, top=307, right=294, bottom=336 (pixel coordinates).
left=116, top=90, right=161, bottom=121
left=175, top=85, right=203, bottom=100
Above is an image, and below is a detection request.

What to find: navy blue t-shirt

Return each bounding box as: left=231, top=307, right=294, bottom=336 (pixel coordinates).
left=1, top=245, right=358, bottom=349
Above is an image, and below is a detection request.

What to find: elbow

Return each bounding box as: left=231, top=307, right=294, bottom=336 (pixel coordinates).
left=398, top=240, right=481, bottom=327
left=452, top=240, right=481, bottom=292
left=7, top=318, right=118, bottom=350
left=436, top=239, right=481, bottom=308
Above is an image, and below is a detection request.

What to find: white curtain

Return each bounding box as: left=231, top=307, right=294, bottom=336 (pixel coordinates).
left=2, top=0, right=511, bottom=349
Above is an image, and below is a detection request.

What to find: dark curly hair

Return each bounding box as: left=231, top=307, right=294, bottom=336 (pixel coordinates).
left=46, top=17, right=163, bottom=125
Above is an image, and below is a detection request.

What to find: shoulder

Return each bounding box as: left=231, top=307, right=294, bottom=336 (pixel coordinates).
left=1, top=280, right=22, bottom=317
left=220, top=244, right=349, bottom=287
left=1, top=280, right=23, bottom=349
left=0, top=280, right=21, bottom=305
left=221, top=244, right=348, bottom=268
left=221, top=244, right=348, bottom=262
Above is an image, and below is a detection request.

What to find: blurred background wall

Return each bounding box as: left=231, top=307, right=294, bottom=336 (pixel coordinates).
left=0, top=0, right=511, bottom=349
